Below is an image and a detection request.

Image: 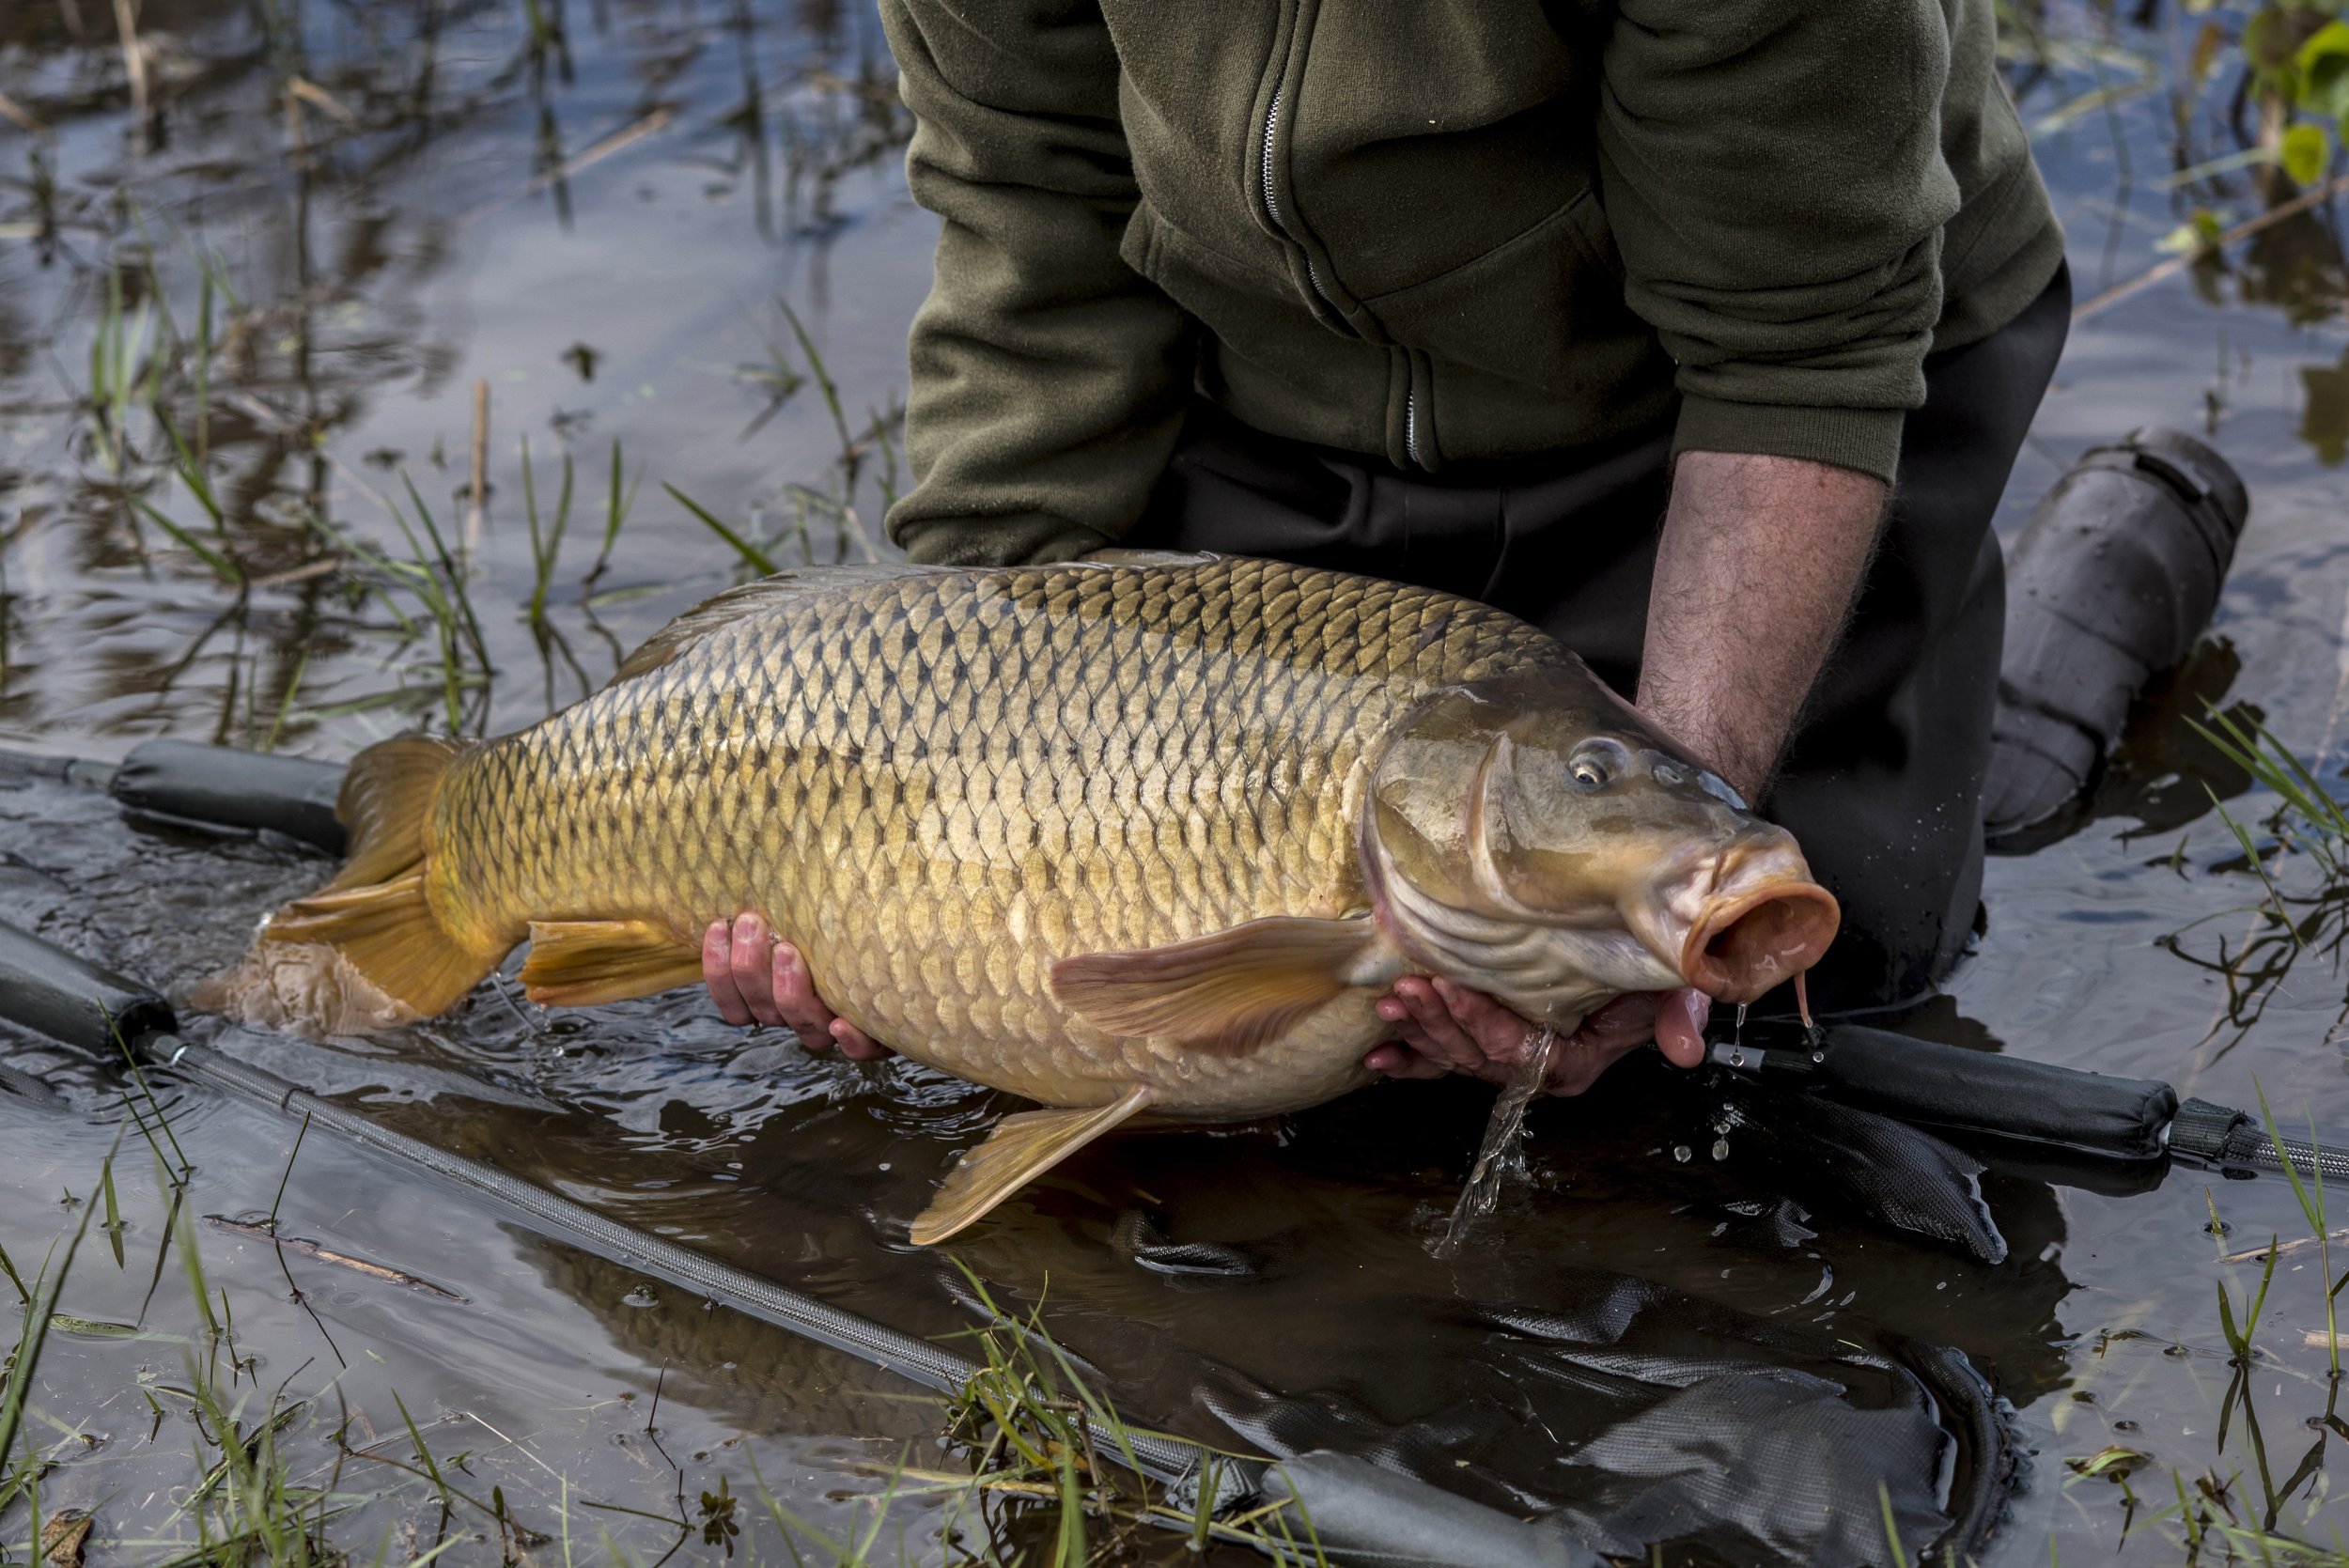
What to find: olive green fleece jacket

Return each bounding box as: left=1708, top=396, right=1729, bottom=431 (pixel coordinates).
left=876, top=0, right=2065, bottom=567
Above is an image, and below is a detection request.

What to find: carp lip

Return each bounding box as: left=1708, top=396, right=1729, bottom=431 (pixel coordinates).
left=1678, top=880, right=1841, bottom=1003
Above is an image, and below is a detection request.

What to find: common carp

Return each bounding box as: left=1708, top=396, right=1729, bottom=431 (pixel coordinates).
left=210, top=554, right=1838, bottom=1243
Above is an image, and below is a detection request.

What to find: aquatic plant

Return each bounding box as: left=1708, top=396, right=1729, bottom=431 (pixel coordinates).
left=2171, top=710, right=2349, bottom=1048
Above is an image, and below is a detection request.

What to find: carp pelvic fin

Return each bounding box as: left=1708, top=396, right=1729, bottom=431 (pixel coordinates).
left=910, top=1084, right=1155, bottom=1246
left=520, top=919, right=706, bottom=1006
left=1050, top=915, right=1380, bottom=1055
left=229, top=736, right=506, bottom=1031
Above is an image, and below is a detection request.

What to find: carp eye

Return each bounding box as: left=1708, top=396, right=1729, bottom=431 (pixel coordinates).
left=1566, top=739, right=1628, bottom=793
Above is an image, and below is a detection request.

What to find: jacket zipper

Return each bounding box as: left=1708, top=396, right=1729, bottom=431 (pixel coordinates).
left=1257, top=84, right=1343, bottom=318
left=1262, top=62, right=1423, bottom=467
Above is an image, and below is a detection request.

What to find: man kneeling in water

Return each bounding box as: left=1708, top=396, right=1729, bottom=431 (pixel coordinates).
left=703, top=0, right=2070, bottom=1094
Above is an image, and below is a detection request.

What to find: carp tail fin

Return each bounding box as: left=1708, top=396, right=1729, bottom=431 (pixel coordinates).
left=198, top=737, right=505, bottom=1033
left=910, top=1085, right=1155, bottom=1245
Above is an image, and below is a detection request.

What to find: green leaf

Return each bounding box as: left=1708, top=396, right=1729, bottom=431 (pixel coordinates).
left=2281, top=122, right=2332, bottom=188
left=2158, top=208, right=2228, bottom=256
left=2298, top=21, right=2349, bottom=120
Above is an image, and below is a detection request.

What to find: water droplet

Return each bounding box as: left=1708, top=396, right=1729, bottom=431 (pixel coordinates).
left=1672, top=1144, right=1693, bottom=1163
left=1709, top=1139, right=1729, bottom=1161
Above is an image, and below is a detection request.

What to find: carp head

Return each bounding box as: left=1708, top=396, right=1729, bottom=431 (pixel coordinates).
left=1362, top=672, right=1840, bottom=1029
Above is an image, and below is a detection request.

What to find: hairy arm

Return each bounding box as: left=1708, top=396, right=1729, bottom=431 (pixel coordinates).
left=1638, top=450, right=1888, bottom=800
left=1366, top=449, right=1886, bottom=1092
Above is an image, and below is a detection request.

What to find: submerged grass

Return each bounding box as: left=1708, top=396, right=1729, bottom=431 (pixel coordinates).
left=2169, top=711, right=2349, bottom=1048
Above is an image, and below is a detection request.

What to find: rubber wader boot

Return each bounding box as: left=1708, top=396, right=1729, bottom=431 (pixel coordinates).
left=1982, top=427, right=2250, bottom=846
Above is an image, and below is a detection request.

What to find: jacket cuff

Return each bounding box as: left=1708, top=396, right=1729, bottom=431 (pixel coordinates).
left=894, top=511, right=1113, bottom=568
left=1671, top=396, right=1906, bottom=486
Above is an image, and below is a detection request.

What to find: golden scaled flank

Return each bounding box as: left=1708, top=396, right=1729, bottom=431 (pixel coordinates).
left=437, top=557, right=1571, bottom=1111
left=212, top=556, right=1580, bottom=1242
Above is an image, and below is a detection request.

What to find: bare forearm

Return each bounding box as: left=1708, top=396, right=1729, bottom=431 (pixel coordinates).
left=1636, top=451, right=1888, bottom=801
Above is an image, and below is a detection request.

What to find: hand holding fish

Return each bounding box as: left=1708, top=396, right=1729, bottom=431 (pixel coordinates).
left=1367, top=981, right=1711, bottom=1094
left=702, top=915, right=891, bottom=1060
left=708, top=916, right=1709, bottom=1097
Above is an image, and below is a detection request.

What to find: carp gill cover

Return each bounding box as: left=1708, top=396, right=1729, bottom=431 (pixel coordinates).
left=206, top=555, right=1839, bottom=1242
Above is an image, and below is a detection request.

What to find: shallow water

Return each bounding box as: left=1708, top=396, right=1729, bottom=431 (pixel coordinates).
left=5, top=1, right=2349, bottom=1562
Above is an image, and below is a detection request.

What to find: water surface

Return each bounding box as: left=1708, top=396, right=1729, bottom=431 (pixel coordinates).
left=5, top=2, right=2349, bottom=1561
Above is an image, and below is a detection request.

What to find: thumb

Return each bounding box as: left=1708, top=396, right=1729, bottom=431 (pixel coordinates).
left=1653, top=988, right=1711, bottom=1068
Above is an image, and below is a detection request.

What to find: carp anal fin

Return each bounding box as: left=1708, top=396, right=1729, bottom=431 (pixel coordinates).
left=520, top=919, right=707, bottom=1006
left=241, top=737, right=506, bottom=1028
left=1050, top=915, right=1378, bottom=1056
left=910, top=1085, right=1156, bottom=1245
left=611, top=564, right=950, bottom=684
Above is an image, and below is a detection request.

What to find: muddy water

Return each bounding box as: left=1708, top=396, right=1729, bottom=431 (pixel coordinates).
left=5, top=2, right=2349, bottom=1562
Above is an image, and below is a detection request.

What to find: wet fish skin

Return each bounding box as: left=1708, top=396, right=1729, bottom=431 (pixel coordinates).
left=428, top=557, right=1581, bottom=1117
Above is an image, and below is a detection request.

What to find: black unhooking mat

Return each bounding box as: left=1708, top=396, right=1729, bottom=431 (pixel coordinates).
left=0, top=757, right=2027, bottom=1568
left=1178, top=1271, right=2015, bottom=1568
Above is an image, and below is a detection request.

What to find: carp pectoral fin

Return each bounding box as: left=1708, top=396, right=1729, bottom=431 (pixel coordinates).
left=1050, top=915, right=1377, bottom=1056
left=519, top=919, right=706, bottom=1006
left=910, top=1085, right=1155, bottom=1246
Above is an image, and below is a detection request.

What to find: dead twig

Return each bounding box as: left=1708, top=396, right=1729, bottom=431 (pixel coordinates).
left=2074, top=173, right=2349, bottom=322
left=468, top=378, right=490, bottom=543
left=2224, top=1227, right=2349, bottom=1265
left=286, top=75, right=360, bottom=126
left=111, top=0, right=149, bottom=150
left=0, top=91, right=48, bottom=138
left=457, top=106, right=677, bottom=225
left=202, top=1215, right=468, bottom=1302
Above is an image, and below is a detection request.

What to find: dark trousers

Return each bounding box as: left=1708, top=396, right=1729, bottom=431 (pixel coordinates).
left=1134, top=266, right=2072, bottom=1014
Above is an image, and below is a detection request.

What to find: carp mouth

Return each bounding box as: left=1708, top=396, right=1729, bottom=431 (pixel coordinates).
left=1677, top=880, right=1841, bottom=1004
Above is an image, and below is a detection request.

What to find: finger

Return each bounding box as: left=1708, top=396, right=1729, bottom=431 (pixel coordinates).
left=1363, top=1042, right=1449, bottom=1079
left=730, top=914, right=782, bottom=1027
left=771, top=942, right=833, bottom=1045
left=703, top=921, right=753, bottom=1027
left=1428, top=979, right=1536, bottom=1062
left=1571, top=992, right=1663, bottom=1054
left=831, top=1017, right=894, bottom=1062
left=1375, top=996, right=1458, bottom=1075
left=1543, top=1034, right=1645, bottom=1097
left=1653, top=988, right=1711, bottom=1068
left=1392, top=978, right=1485, bottom=1072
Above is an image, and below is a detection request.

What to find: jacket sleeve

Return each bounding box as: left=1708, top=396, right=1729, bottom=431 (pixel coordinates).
left=1595, top=0, right=1964, bottom=485
left=876, top=0, right=1192, bottom=567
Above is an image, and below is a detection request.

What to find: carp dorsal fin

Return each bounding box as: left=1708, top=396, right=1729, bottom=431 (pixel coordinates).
left=519, top=918, right=707, bottom=1006
left=1071, top=549, right=1221, bottom=568
left=910, top=1085, right=1155, bottom=1245
left=1050, top=915, right=1383, bottom=1056
left=610, top=564, right=949, bottom=685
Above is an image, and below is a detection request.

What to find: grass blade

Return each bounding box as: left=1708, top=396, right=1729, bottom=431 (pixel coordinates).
left=665, top=483, right=775, bottom=574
